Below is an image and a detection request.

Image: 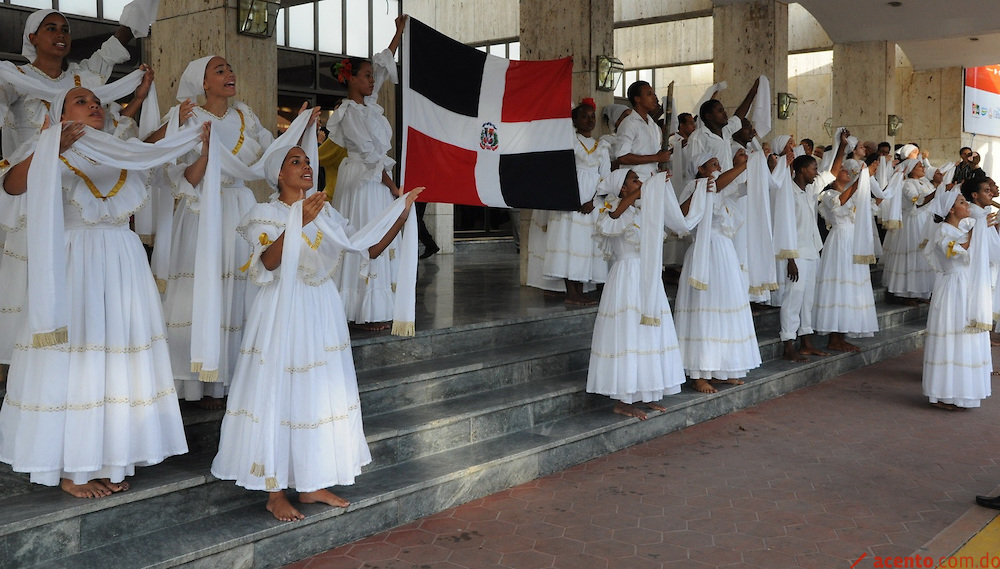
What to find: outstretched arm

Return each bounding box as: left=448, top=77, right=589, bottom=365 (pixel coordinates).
left=388, top=15, right=407, bottom=56
left=734, top=77, right=760, bottom=120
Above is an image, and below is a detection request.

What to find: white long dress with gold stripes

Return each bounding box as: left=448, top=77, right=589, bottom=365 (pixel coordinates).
left=211, top=200, right=372, bottom=492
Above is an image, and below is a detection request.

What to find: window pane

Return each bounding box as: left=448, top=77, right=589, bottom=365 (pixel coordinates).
left=489, top=44, right=505, bottom=57
left=102, top=0, right=128, bottom=20
left=638, top=68, right=653, bottom=89
left=346, top=0, right=369, bottom=57
left=317, top=0, right=343, bottom=54
left=371, top=0, right=398, bottom=57
left=57, top=0, right=97, bottom=17
left=277, top=48, right=316, bottom=89
left=11, top=0, right=53, bottom=10
left=476, top=45, right=487, bottom=53
left=508, top=42, right=520, bottom=60
left=287, top=3, right=315, bottom=50
left=276, top=8, right=285, bottom=46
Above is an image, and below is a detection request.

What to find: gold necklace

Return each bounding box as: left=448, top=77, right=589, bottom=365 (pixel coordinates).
left=577, top=135, right=598, bottom=155
left=59, top=156, right=127, bottom=200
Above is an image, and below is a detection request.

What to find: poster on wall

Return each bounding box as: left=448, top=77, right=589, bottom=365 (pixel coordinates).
left=965, top=65, right=1000, bottom=137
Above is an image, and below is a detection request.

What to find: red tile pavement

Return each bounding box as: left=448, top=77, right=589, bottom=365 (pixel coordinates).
left=284, top=348, right=1000, bottom=569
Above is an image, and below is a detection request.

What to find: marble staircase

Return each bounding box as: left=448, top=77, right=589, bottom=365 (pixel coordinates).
left=0, top=274, right=928, bottom=568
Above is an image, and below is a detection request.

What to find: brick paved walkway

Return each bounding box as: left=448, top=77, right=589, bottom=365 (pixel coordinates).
left=284, top=347, right=1000, bottom=569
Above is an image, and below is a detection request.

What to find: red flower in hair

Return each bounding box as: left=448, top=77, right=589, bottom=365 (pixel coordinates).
left=334, top=59, right=353, bottom=84
left=581, top=97, right=596, bottom=110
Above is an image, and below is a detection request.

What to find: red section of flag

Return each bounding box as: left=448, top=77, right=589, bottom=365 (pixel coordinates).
left=404, top=127, right=483, bottom=206
left=966, top=65, right=1000, bottom=96
left=502, top=58, right=573, bottom=123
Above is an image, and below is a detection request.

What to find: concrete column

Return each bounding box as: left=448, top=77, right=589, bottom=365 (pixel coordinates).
left=712, top=0, right=788, bottom=129
left=832, top=41, right=896, bottom=145
left=518, top=0, right=614, bottom=283
left=147, top=0, right=277, bottom=201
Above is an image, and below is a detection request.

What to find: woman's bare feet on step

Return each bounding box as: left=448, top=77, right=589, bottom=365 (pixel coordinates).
left=98, top=478, right=129, bottom=493
left=931, top=401, right=965, bottom=411
left=710, top=379, right=745, bottom=387
left=350, top=321, right=391, bottom=332
left=640, top=402, right=667, bottom=413
left=827, top=333, right=861, bottom=352
left=267, top=491, right=305, bottom=521
left=299, top=489, right=350, bottom=508
left=691, top=379, right=717, bottom=394
left=613, top=401, right=648, bottom=420
left=60, top=478, right=113, bottom=498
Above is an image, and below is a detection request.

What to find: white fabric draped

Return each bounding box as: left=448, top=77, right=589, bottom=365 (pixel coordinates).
left=852, top=168, right=876, bottom=265
left=638, top=172, right=706, bottom=325
left=744, top=151, right=778, bottom=296
left=769, top=158, right=799, bottom=260
left=25, top=105, right=202, bottom=347
left=119, top=0, right=159, bottom=38
left=752, top=75, right=771, bottom=138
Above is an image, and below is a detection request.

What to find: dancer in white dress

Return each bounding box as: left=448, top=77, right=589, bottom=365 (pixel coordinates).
left=0, top=9, right=136, bottom=367
left=158, top=56, right=276, bottom=407
left=813, top=151, right=879, bottom=352
left=587, top=168, right=707, bottom=419
left=328, top=15, right=408, bottom=330
left=882, top=159, right=938, bottom=302
left=211, top=146, right=421, bottom=521
left=922, top=185, right=996, bottom=410
left=0, top=87, right=199, bottom=497
left=675, top=150, right=762, bottom=394
left=543, top=99, right=609, bottom=305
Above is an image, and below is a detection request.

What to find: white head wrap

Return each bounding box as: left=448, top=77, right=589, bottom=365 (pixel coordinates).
left=898, top=143, right=918, bottom=160
left=264, top=145, right=300, bottom=190
left=694, top=81, right=727, bottom=122
left=771, top=135, right=792, bottom=156
left=22, top=9, right=65, bottom=61
left=842, top=159, right=865, bottom=186
left=930, top=187, right=960, bottom=221
left=687, top=151, right=716, bottom=180
left=596, top=168, right=630, bottom=197
left=177, top=55, right=218, bottom=102
left=602, top=104, right=629, bottom=131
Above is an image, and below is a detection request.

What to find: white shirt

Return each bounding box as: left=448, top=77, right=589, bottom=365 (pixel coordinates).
left=685, top=116, right=742, bottom=171
left=615, top=110, right=662, bottom=180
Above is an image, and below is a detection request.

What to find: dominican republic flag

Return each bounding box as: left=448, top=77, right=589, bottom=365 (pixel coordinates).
left=401, top=18, right=580, bottom=210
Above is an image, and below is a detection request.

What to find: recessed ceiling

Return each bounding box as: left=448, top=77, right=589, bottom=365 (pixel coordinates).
left=715, top=0, right=1000, bottom=70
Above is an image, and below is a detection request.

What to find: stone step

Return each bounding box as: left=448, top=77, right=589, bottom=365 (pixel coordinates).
left=33, top=319, right=927, bottom=569
left=178, top=300, right=926, bottom=460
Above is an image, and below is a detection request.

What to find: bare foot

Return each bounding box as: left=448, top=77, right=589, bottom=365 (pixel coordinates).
left=98, top=478, right=129, bottom=493
left=992, top=371, right=1000, bottom=376
left=565, top=295, right=597, bottom=306
left=195, top=396, right=226, bottom=411
left=640, top=402, right=667, bottom=413
left=299, top=488, right=350, bottom=508
left=60, top=479, right=112, bottom=498
left=799, top=346, right=831, bottom=356
left=350, top=322, right=391, bottom=332
left=827, top=340, right=861, bottom=352
left=691, top=379, right=717, bottom=394
left=931, top=401, right=962, bottom=411
left=782, top=350, right=808, bottom=363
left=710, top=378, right=745, bottom=387
left=543, top=290, right=564, bottom=299
left=613, top=401, right=648, bottom=420
left=992, top=341, right=1000, bottom=347
left=901, top=298, right=920, bottom=306
left=266, top=491, right=305, bottom=522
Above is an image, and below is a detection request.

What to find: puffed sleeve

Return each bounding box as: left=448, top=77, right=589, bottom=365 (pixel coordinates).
left=74, top=36, right=131, bottom=84
left=938, top=228, right=970, bottom=263
left=370, top=48, right=399, bottom=101
left=336, top=103, right=394, bottom=171
left=595, top=198, right=638, bottom=238
left=237, top=204, right=285, bottom=287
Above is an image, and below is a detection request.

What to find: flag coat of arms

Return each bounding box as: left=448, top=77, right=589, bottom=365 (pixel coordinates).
left=401, top=18, right=581, bottom=211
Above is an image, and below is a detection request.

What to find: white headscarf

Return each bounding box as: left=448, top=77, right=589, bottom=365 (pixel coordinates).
left=596, top=168, right=629, bottom=197
left=687, top=151, right=715, bottom=181
left=602, top=104, right=629, bottom=131
left=771, top=135, right=792, bottom=156
left=899, top=158, right=920, bottom=177
left=177, top=55, right=217, bottom=102
left=898, top=143, right=918, bottom=160
left=22, top=9, right=65, bottom=61
left=264, top=145, right=298, bottom=190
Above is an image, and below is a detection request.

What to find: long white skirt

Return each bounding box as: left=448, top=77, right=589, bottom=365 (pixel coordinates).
left=0, top=230, right=27, bottom=365
left=923, top=270, right=992, bottom=408
left=882, top=212, right=934, bottom=298
left=587, top=256, right=683, bottom=403
left=333, top=157, right=399, bottom=323
left=543, top=209, right=607, bottom=284
left=0, top=226, right=188, bottom=486
left=674, top=232, right=762, bottom=379
left=162, top=187, right=258, bottom=400
left=211, top=279, right=372, bottom=492
left=813, top=225, right=878, bottom=336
